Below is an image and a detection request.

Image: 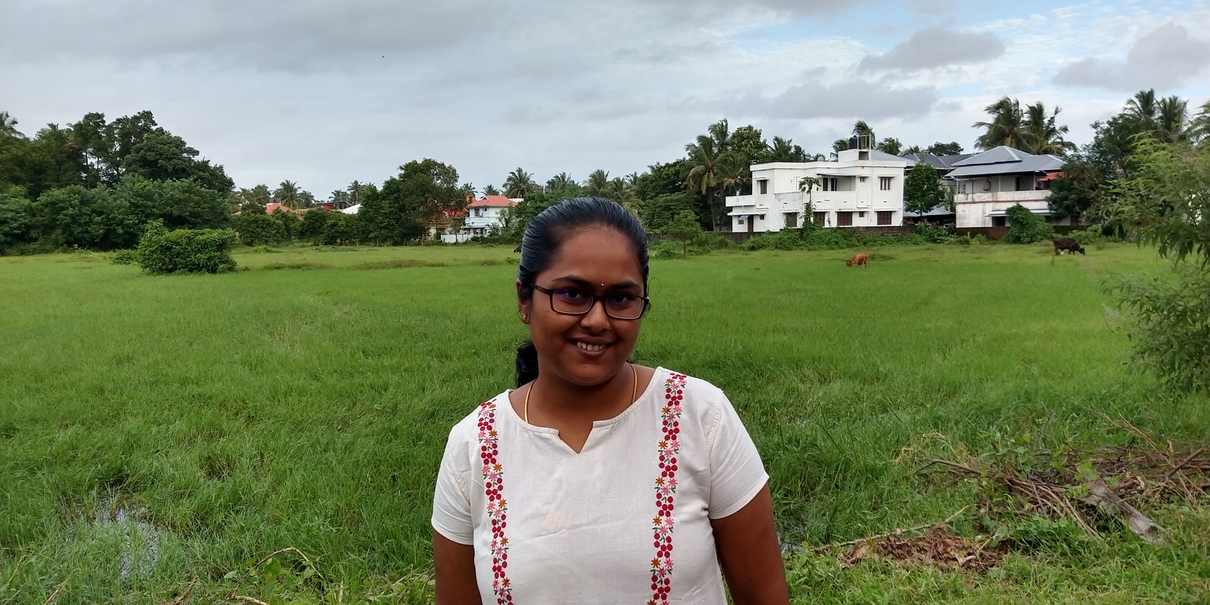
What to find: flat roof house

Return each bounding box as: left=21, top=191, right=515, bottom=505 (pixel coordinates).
left=725, top=147, right=908, bottom=233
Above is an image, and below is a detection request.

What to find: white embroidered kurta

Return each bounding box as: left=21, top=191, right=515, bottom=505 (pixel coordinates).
left=432, top=368, right=769, bottom=604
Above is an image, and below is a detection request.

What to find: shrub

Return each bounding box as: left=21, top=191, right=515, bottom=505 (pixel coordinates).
left=651, top=241, right=680, bottom=260
left=688, top=232, right=734, bottom=253
left=238, top=213, right=286, bottom=246
left=915, top=222, right=956, bottom=244
left=801, top=228, right=855, bottom=249
left=949, top=235, right=972, bottom=245
left=1068, top=226, right=1102, bottom=246
left=136, top=220, right=237, bottom=274
left=111, top=249, right=139, bottom=265
left=1003, top=204, right=1054, bottom=244
left=854, top=234, right=897, bottom=247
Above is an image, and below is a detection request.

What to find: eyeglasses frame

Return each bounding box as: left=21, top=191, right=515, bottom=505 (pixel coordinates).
left=527, top=284, right=650, bottom=320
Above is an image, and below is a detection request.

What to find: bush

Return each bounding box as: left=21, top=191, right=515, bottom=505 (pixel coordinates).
left=136, top=220, right=237, bottom=274
left=651, top=241, right=680, bottom=260
left=801, top=228, right=855, bottom=249
left=688, top=232, right=734, bottom=253
left=854, top=234, right=897, bottom=247
left=1115, top=266, right=1210, bottom=392
left=915, top=222, right=956, bottom=244
left=949, top=235, right=972, bottom=245
left=1003, top=204, right=1054, bottom=244
left=1068, top=226, right=1102, bottom=246
left=238, top=213, right=287, bottom=246
left=111, top=249, right=139, bottom=265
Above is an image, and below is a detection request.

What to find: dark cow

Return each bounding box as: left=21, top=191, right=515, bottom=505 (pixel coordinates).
left=1052, top=237, right=1085, bottom=256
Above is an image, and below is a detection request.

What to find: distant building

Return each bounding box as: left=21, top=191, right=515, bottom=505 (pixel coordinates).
left=943, top=146, right=1066, bottom=228
left=441, top=195, right=520, bottom=243
left=899, top=152, right=973, bottom=225
left=725, top=146, right=908, bottom=232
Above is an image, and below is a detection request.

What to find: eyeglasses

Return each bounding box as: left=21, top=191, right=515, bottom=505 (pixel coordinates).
left=529, top=284, right=650, bottom=320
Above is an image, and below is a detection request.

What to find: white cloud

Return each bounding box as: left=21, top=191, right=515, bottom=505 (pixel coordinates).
left=1053, top=23, right=1210, bottom=91
left=859, top=28, right=1005, bottom=72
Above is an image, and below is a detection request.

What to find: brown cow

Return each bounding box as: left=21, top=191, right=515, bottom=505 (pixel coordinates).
left=846, top=253, right=869, bottom=268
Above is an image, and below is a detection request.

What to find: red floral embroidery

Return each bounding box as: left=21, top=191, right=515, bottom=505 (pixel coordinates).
left=649, top=372, right=685, bottom=605
left=477, top=400, right=514, bottom=604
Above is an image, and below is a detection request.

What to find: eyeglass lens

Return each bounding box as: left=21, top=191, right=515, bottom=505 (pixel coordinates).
left=549, top=288, right=645, bottom=319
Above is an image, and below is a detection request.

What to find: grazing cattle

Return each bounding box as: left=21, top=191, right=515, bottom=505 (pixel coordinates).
left=1052, top=237, right=1085, bottom=255
left=846, top=253, right=869, bottom=268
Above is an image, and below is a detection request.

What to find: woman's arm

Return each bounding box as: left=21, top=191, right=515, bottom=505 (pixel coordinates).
left=711, top=483, right=790, bottom=605
left=433, top=530, right=482, bottom=605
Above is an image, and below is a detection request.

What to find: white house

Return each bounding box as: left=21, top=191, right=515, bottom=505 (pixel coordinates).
left=463, top=195, right=518, bottom=235
left=725, top=147, right=909, bottom=233
left=945, top=146, right=1068, bottom=228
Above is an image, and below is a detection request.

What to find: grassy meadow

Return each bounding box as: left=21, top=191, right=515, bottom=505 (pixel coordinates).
left=1, top=241, right=1208, bottom=603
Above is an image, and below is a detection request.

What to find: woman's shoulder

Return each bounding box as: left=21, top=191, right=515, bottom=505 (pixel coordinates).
left=652, top=368, right=735, bottom=429
left=444, top=390, right=511, bottom=447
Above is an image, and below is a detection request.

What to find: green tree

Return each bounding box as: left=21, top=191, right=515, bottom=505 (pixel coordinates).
left=926, top=141, right=964, bottom=155
left=659, top=209, right=703, bottom=257
left=876, top=137, right=902, bottom=156
left=584, top=170, right=611, bottom=197
left=682, top=130, right=741, bottom=231
left=299, top=209, right=330, bottom=243
left=0, top=188, right=33, bottom=253
left=641, top=192, right=696, bottom=232
left=504, top=168, right=537, bottom=199
left=903, top=163, right=945, bottom=220
left=271, top=207, right=301, bottom=240
left=377, top=158, right=465, bottom=245
left=237, top=213, right=286, bottom=245
left=1021, top=102, right=1076, bottom=155
left=1108, top=139, right=1210, bottom=391
left=974, top=97, right=1025, bottom=151
left=275, top=180, right=300, bottom=210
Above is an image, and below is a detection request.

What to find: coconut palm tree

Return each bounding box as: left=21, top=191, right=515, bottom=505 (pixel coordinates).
left=1156, top=96, right=1189, bottom=142
left=852, top=120, right=875, bottom=148
left=683, top=135, right=741, bottom=231
left=503, top=168, right=537, bottom=199
left=1125, top=89, right=1158, bottom=126
left=482, top=184, right=501, bottom=196
left=1191, top=100, right=1210, bottom=143
left=974, top=96, right=1026, bottom=151
left=1021, top=102, right=1076, bottom=155
left=708, top=119, right=732, bottom=154
left=0, top=111, right=23, bottom=139
left=275, top=180, right=300, bottom=209
left=583, top=169, right=610, bottom=197
left=545, top=172, right=576, bottom=194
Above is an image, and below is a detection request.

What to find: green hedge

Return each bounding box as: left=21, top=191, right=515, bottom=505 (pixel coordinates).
left=136, top=220, right=237, bottom=274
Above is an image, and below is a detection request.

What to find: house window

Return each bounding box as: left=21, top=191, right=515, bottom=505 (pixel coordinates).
left=992, top=216, right=1007, bottom=227
left=813, top=212, right=826, bottom=225
left=737, top=216, right=745, bottom=225
left=473, top=208, right=482, bottom=217
left=758, top=179, right=768, bottom=195
left=858, top=211, right=866, bottom=218
left=821, top=177, right=838, bottom=191
left=879, top=176, right=892, bottom=191
left=859, top=176, right=868, bottom=182
left=837, top=211, right=854, bottom=227
left=784, top=212, right=797, bottom=229
left=877, top=211, right=893, bottom=225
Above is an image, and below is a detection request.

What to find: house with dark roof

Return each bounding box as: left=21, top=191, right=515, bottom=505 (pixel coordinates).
left=899, top=152, right=974, bottom=225
left=943, top=146, right=1067, bottom=228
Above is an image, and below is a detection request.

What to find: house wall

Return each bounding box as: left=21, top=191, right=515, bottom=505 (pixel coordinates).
left=727, top=155, right=906, bottom=232
left=463, top=206, right=510, bottom=234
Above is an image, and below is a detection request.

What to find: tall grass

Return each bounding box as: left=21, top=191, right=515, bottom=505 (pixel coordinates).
left=1, top=242, right=1206, bottom=603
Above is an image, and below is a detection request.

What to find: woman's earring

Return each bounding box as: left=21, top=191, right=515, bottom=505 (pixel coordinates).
left=521, top=313, right=529, bottom=323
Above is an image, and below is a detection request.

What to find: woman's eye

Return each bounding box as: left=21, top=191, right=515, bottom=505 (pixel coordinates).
left=608, top=294, right=636, bottom=304
left=557, top=289, right=586, bottom=301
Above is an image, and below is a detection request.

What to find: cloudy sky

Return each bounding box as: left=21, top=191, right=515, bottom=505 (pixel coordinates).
left=2, top=0, right=1208, bottom=198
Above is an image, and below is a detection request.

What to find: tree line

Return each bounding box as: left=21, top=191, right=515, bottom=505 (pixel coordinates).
left=2, top=91, right=1207, bottom=254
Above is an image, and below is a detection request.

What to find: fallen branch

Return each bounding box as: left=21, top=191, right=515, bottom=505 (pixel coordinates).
left=811, top=505, right=971, bottom=553
left=227, top=595, right=269, bottom=605
left=159, top=578, right=198, bottom=605
left=42, top=583, right=66, bottom=605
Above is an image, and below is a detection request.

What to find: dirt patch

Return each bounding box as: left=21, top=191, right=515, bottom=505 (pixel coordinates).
left=864, top=528, right=1004, bottom=572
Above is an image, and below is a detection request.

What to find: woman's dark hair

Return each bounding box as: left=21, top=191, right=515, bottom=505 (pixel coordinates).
left=515, top=197, right=650, bottom=387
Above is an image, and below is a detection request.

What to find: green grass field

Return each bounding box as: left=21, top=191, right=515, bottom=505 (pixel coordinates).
left=1, top=241, right=1208, bottom=603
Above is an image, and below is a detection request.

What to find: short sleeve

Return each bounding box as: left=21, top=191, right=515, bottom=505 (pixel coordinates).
left=431, top=432, right=474, bottom=545
left=706, top=395, right=769, bottom=519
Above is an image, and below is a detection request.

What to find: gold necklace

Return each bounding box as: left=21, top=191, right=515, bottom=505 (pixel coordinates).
left=525, top=363, right=637, bottom=424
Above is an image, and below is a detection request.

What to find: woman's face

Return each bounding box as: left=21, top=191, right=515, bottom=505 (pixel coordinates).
left=519, top=227, right=646, bottom=388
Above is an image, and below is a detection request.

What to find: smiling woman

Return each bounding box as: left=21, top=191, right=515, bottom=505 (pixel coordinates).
left=430, top=197, right=789, bottom=604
